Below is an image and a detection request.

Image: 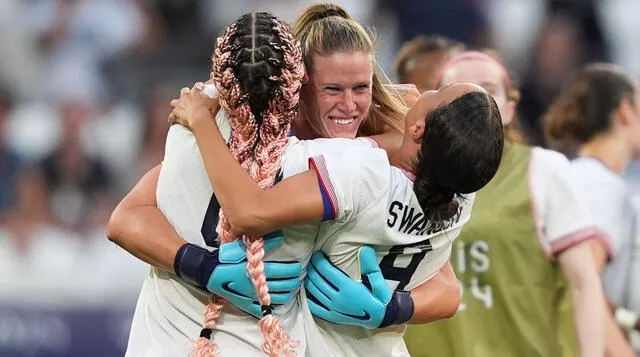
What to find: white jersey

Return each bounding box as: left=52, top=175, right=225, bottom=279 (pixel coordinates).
left=564, top=158, right=636, bottom=308
left=125, top=124, right=376, bottom=356
left=299, top=143, right=474, bottom=357
left=527, top=148, right=603, bottom=256
left=126, top=122, right=467, bottom=357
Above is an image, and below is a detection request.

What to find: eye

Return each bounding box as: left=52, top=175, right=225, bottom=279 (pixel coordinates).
left=354, top=85, right=369, bottom=93
left=325, top=86, right=340, bottom=93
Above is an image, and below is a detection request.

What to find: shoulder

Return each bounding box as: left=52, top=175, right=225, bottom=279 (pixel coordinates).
left=282, top=137, right=380, bottom=178
left=163, top=125, right=199, bottom=162
left=530, top=146, right=569, bottom=177
left=311, top=146, right=390, bottom=183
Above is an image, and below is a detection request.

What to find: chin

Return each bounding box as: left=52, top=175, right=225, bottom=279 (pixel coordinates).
left=326, top=129, right=358, bottom=139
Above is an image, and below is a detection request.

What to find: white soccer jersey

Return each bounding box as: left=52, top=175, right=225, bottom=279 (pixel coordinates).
left=563, top=158, right=635, bottom=307
left=302, top=146, right=474, bottom=357
left=126, top=117, right=466, bottom=357
left=125, top=124, right=374, bottom=357
left=528, top=148, right=604, bottom=255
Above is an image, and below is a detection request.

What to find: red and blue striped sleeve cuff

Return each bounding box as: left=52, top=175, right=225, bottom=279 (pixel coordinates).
left=309, top=155, right=338, bottom=221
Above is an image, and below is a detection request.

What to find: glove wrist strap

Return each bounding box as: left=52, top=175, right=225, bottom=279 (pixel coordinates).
left=174, top=243, right=213, bottom=289
left=379, top=290, right=414, bottom=328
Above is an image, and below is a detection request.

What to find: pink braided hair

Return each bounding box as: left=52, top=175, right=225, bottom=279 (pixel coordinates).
left=192, top=13, right=304, bottom=357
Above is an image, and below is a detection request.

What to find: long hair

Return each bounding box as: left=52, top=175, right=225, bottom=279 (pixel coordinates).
left=544, top=63, right=635, bottom=157
left=292, top=3, right=408, bottom=137
left=192, top=12, right=304, bottom=357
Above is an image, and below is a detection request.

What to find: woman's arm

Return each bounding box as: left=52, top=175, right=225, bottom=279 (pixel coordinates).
left=169, top=87, right=325, bottom=237
left=305, top=248, right=459, bottom=329
left=588, top=240, right=636, bottom=357
left=107, top=165, right=185, bottom=271
left=408, top=262, right=461, bottom=324
left=557, top=239, right=607, bottom=357
left=106, top=162, right=304, bottom=317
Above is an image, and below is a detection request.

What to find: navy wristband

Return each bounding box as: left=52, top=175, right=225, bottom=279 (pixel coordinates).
left=379, top=290, right=414, bottom=328
left=174, top=243, right=219, bottom=289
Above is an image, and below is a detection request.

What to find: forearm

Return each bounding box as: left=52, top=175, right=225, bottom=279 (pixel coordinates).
left=605, top=308, right=635, bottom=357
left=106, top=165, right=185, bottom=272
left=188, top=113, right=324, bottom=236
left=408, top=262, right=460, bottom=324
left=568, top=280, right=607, bottom=357
left=108, top=205, right=185, bottom=271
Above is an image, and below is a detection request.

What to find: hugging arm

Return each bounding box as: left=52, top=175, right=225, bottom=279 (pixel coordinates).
left=170, top=88, right=328, bottom=237
left=306, top=248, right=460, bottom=329
left=106, top=163, right=302, bottom=318
left=107, top=164, right=184, bottom=271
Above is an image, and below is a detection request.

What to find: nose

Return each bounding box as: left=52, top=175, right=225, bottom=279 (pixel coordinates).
left=338, top=90, right=357, bottom=112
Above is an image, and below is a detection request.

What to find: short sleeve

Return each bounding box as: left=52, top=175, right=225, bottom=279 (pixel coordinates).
left=542, top=165, right=613, bottom=258
left=308, top=147, right=389, bottom=222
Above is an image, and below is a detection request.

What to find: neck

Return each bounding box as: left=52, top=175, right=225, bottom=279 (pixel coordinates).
left=388, top=142, right=417, bottom=174
left=578, top=132, right=631, bottom=175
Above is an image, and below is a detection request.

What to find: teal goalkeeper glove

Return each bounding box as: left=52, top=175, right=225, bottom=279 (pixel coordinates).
left=174, top=232, right=302, bottom=318
left=305, top=246, right=414, bottom=329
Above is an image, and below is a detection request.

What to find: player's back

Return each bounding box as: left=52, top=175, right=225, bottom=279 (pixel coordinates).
left=306, top=147, right=474, bottom=356
left=126, top=125, right=319, bottom=357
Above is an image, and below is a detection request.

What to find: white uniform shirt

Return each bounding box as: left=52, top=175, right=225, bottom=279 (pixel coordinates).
left=126, top=123, right=466, bottom=357
left=302, top=144, right=474, bottom=357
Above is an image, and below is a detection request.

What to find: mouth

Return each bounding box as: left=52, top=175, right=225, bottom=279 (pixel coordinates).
left=329, top=116, right=357, bottom=126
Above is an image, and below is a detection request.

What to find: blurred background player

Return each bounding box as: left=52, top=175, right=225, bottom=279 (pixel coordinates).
left=545, top=63, right=640, bottom=356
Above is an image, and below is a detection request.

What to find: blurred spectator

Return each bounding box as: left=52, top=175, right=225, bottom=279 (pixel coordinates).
left=106, top=0, right=212, bottom=103
left=0, top=92, right=22, bottom=217
left=386, top=0, right=491, bottom=49
left=0, top=0, right=43, bottom=100
left=39, top=100, right=113, bottom=232
left=395, top=35, right=465, bottom=92
left=24, top=0, right=144, bottom=103
left=518, top=0, right=610, bottom=147
left=136, top=84, right=173, bottom=176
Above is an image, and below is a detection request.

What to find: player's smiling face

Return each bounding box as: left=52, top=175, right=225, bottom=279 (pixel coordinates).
left=305, top=51, right=373, bottom=138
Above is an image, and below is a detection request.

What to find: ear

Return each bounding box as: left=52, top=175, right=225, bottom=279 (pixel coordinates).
left=302, top=69, right=310, bottom=84
left=409, top=121, right=426, bottom=143
left=618, top=98, right=636, bottom=127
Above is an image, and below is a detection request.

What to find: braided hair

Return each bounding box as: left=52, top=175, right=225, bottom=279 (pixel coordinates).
left=192, top=12, right=304, bottom=357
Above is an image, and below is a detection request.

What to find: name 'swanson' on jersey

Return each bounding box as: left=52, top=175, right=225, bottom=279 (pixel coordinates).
left=387, top=200, right=464, bottom=236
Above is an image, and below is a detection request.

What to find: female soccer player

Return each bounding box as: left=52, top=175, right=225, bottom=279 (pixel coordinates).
left=545, top=63, right=639, bottom=356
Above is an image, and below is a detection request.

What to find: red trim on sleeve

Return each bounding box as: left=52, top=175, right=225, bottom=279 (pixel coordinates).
left=308, top=155, right=339, bottom=219
left=550, top=227, right=614, bottom=259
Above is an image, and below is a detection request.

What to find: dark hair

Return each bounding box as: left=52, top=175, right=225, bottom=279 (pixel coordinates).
left=544, top=63, right=636, bottom=157
left=395, top=35, right=465, bottom=83
left=414, top=91, right=504, bottom=221
left=223, top=12, right=287, bottom=121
